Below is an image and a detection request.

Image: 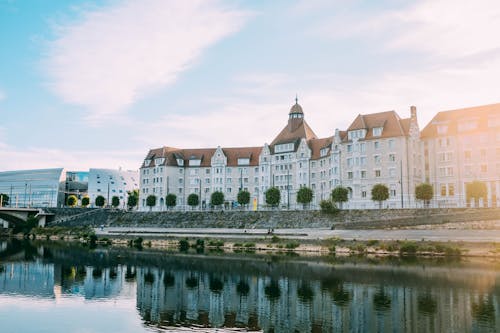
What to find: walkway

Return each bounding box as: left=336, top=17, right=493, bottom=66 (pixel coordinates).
left=95, top=227, right=500, bottom=243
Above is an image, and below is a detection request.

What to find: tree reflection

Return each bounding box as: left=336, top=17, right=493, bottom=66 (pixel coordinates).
left=125, top=266, right=136, bottom=282
left=373, top=288, right=391, bottom=312
left=236, top=280, right=250, bottom=296
left=472, top=296, right=495, bottom=325
left=92, top=268, right=102, bottom=279
left=265, top=280, right=281, bottom=301
left=417, top=293, right=437, bottom=316
left=144, top=271, right=155, bottom=284
left=109, top=267, right=118, bottom=279
left=163, top=272, right=175, bottom=288
left=185, top=275, right=199, bottom=289
left=209, top=276, right=224, bottom=293
left=297, top=283, right=314, bottom=303
left=321, top=277, right=351, bottom=307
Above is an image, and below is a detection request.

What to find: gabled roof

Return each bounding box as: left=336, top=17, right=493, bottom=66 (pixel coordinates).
left=270, top=120, right=318, bottom=147
left=309, top=136, right=334, bottom=160
left=141, top=146, right=261, bottom=168
left=345, top=110, right=410, bottom=140
left=421, top=103, right=500, bottom=138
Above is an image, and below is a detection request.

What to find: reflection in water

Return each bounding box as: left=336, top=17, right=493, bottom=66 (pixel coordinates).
left=0, top=240, right=500, bottom=332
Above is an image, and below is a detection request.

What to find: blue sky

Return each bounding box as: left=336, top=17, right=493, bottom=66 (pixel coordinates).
left=1, top=0, right=499, bottom=171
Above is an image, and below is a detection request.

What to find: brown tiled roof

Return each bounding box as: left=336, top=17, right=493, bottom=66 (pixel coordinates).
left=270, top=119, right=318, bottom=147
left=345, top=110, right=409, bottom=141
left=420, top=103, right=500, bottom=138
left=309, top=136, right=333, bottom=160
left=141, top=146, right=262, bottom=168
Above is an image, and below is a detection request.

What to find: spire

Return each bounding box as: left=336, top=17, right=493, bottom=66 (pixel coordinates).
left=295, top=94, right=298, bottom=104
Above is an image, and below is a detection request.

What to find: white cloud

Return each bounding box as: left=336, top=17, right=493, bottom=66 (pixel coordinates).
left=45, top=0, right=250, bottom=123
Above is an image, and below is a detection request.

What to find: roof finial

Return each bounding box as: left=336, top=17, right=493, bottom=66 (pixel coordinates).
left=295, top=94, right=298, bottom=104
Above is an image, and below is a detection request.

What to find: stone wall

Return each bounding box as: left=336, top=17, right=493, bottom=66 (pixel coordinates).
left=47, top=208, right=500, bottom=229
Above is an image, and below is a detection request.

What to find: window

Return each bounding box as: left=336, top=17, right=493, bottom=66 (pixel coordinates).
left=155, top=158, right=165, bottom=165
left=348, top=172, right=353, bottom=179
left=237, top=158, right=250, bottom=165
left=440, top=184, right=446, bottom=196
left=389, top=168, right=396, bottom=177
left=480, top=149, right=487, bottom=159
left=464, top=150, right=471, bottom=161
left=144, top=159, right=151, bottom=166
left=361, top=171, right=367, bottom=178
left=360, top=143, right=366, bottom=152
left=275, top=143, right=294, bottom=153
left=481, top=164, right=488, bottom=173
left=389, top=154, right=396, bottom=162
left=347, top=158, right=353, bottom=167
left=373, top=127, right=383, bottom=137
left=176, top=158, right=184, bottom=166
left=374, top=155, right=381, bottom=164
left=347, top=145, right=353, bottom=153
left=360, top=157, right=367, bottom=166
left=375, top=170, right=381, bottom=177
left=388, top=139, right=395, bottom=149
left=320, top=148, right=329, bottom=157
left=449, top=184, right=455, bottom=196
left=205, top=169, right=210, bottom=174
left=374, top=141, right=380, bottom=150
left=390, top=189, right=396, bottom=197
left=437, top=125, right=448, bottom=134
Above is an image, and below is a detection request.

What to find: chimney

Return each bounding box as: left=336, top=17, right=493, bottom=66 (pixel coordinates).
left=410, top=106, right=417, bottom=120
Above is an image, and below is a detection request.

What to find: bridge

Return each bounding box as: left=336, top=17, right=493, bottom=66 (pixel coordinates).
left=0, top=208, right=54, bottom=228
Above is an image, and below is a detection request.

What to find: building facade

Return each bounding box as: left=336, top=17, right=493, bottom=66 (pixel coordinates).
left=87, top=168, right=140, bottom=208
left=421, top=103, right=500, bottom=208
left=139, top=100, right=422, bottom=210
left=0, top=168, right=66, bottom=208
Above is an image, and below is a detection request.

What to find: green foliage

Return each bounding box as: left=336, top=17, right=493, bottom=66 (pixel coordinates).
left=371, top=184, right=389, bottom=208
left=179, top=239, right=190, bottom=251
left=95, top=195, right=106, bottom=208
left=0, top=193, right=10, bottom=207
left=127, top=189, right=139, bottom=209
left=81, top=196, right=90, bottom=207
left=320, top=200, right=339, bottom=214
left=66, top=195, right=78, bottom=207
left=399, top=241, right=418, bottom=255
left=466, top=180, right=487, bottom=206
left=285, top=241, right=300, bottom=249
left=12, top=216, right=38, bottom=235
left=237, top=190, right=250, bottom=207
left=265, top=187, right=280, bottom=207
left=111, top=196, right=120, bottom=208
left=415, top=183, right=433, bottom=206
left=146, top=195, right=157, bottom=209
left=208, top=239, right=224, bottom=247
left=296, top=187, right=313, bottom=208
left=187, top=193, right=199, bottom=208
left=331, top=186, right=349, bottom=206
left=210, top=191, right=224, bottom=207
left=165, top=193, right=177, bottom=209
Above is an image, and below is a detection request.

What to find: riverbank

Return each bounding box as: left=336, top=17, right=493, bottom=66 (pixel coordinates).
left=16, top=225, right=500, bottom=258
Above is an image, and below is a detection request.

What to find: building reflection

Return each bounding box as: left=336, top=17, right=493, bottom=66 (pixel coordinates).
left=135, top=264, right=500, bottom=332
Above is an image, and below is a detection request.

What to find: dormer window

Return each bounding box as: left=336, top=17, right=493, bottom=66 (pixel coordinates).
left=275, top=143, right=294, bottom=153
left=372, top=127, right=383, bottom=137
left=176, top=158, right=184, bottom=166
left=189, top=159, right=201, bottom=167
left=348, top=129, right=367, bottom=140
left=237, top=158, right=250, bottom=165
left=437, top=125, right=448, bottom=134
left=320, top=148, right=329, bottom=157
left=155, top=158, right=165, bottom=166
left=144, top=159, right=151, bottom=167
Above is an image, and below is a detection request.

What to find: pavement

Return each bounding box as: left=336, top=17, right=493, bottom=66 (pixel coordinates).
left=95, top=227, right=500, bottom=243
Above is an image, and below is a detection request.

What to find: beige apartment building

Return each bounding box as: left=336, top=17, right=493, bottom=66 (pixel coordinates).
left=139, top=101, right=499, bottom=211
left=421, top=103, right=500, bottom=207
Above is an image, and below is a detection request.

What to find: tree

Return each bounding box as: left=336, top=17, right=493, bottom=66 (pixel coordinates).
left=187, top=193, right=199, bottom=210
left=265, top=187, right=280, bottom=208
left=95, top=195, right=106, bottom=208
left=127, top=190, right=139, bottom=210
left=146, top=195, right=157, bottom=211
left=66, top=195, right=78, bottom=207
left=296, top=187, right=313, bottom=209
left=210, top=191, right=224, bottom=208
left=415, top=183, right=433, bottom=207
left=81, top=196, right=90, bottom=207
left=371, top=184, right=389, bottom=209
left=111, top=196, right=120, bottom=208
left=331, top=186, right=349, bottom=209
left=237, top=190, right=250, bottom=209
left=466, top=180, right=487, bottom=207
left=0, top=193, right=10, bottom=207
left=165, top=193, right=177, bottom=210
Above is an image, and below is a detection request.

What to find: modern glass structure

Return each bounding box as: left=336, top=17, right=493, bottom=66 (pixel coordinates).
left=0, top=168, right=66, bottom=208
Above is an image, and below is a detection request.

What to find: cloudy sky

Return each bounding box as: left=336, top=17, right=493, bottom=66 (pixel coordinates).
left=1, top=0, right=499, bottom=171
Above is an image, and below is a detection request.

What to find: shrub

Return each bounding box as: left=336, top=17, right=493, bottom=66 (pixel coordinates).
left=66, top=195, right=78, bottom=207
left=367, top=239, right=379, bottom=246
left=296, top=187, right=313, bottom=209
left=179, top=239, right=190, bottom=251
left=331, top=186, right=349, bottom=209
left=210, top=191, right=224, bottom=207
left=244, top=242, right=255, bottom=248
left=165, top=193, right=177, bottom=209
left=146, top=195, right=157, bottom=210
left=95, top=195, right=106, bottom=208
left=111, top=196, right=120, bottom=208
left=187, top=193, right=199, bottom=209
left=371, top=184, right=389, bottom=208
left=399, top=241, right=418, bottom=255
left=81, top=196, right=90, bottom=207
left=237, top=190, right=250, bottom=208
left=265, top=187, right=280, bottom=207
left=285, top=241, right=300, bottom=249
left=320, top=200, right=338, bottom=214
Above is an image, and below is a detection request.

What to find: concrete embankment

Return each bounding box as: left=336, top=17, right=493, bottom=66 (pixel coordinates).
left=46, top=207, right=500, bottom=230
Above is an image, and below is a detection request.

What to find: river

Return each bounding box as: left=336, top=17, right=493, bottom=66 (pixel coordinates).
left=0, top=239, right=499, bottom=332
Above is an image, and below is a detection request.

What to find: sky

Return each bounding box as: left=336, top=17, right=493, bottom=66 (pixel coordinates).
left=1, top=0, right=500, bottom=171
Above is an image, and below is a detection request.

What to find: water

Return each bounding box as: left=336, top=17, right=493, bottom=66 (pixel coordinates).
left=0, top=240, right=499, bottom=333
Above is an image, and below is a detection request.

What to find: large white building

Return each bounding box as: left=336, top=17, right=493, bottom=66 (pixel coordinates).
left=87, top=168, right=139, bottom=208
left=139, top=101, right=500, bottom=210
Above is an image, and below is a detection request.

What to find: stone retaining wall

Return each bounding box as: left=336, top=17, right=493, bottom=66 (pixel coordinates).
left=47, top=208, right=500, bottom=229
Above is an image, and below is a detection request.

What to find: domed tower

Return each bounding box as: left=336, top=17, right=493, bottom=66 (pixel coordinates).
left=288, top=96, right=304, bottom=132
